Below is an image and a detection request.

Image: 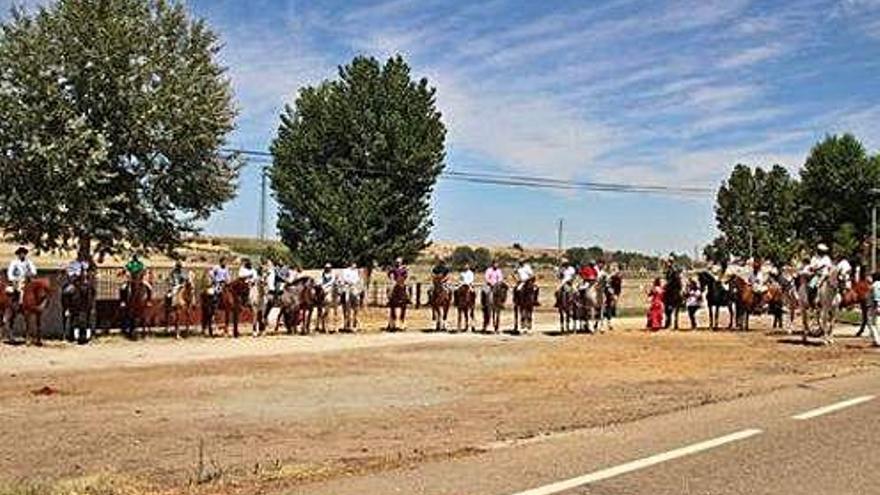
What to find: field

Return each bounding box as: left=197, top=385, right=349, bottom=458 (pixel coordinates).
left=2, top=308, right=878, bottom=495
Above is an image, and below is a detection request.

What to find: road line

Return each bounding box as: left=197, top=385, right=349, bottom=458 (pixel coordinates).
left=792, top=395, right=875, bottom=420
left=508, top=428, right=763, bottom=495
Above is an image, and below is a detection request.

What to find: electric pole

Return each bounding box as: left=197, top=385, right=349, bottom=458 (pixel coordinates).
left=259, top=166, right=268, bottom=241
left=557, top=218, right=564, bottom=262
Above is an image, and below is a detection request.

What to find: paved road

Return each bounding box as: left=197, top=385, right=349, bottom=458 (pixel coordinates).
left=299, top=368, right=879, bottom=495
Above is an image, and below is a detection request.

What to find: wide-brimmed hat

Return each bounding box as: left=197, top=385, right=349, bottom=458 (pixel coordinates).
left=14, top=246, right=28, bottom=256
left=324, top=263, right=332, bottom=269
left=817, top=243, right=830, bottom=252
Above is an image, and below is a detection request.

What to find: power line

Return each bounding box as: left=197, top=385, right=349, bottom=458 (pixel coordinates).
left=222, top=148, right=714, bottom=197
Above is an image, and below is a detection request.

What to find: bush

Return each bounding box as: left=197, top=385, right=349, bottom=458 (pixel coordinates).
left=450, top=246, right=476, bottom=269
left=473, top=247, right=492, bottom=270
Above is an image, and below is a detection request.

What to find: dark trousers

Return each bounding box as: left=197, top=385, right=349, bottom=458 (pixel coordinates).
left=687, top=305, right=699, bottom=329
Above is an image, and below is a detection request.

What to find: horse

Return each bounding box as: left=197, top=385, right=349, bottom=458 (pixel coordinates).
left=555, top=284, right=579, bottom=333
left=513, top=279, right=539, bottom=334
left=843, top=277, right=871, bottom=337
left=314, top=283, right=336, bottom=333
left=121, top=275, right=152, bottom=340
left=0, top=279, right=10, bottom=343
left=278, top=277, right=315, bottom=335
left=697, top=271, right=733, bottom=330
left=164, top=278, right=195, bottom=339
left=453, top=284, right=476, bottom=332
left=765, top=281, right=787, bottom=330
left=729, top=275, right=760, bottom=331
left=387, top=279, right=409, bottom=331
left=603, top=273, right=623, bottom=329
left=209, top=278, right=251, bottom=338
left=61, top=272, right=97, bottom=344
left=578, top=277, right=606, bottom=333
left=481, top=282, right=508, bottom=333
left=430, top=276, right=453, bottom=332
left=337, top=281, right=363, bottom=332
left=662, top=268, right=685, bottom=330
left=4, top=278, right=53, bottom=346
left=796, top=267, right=842, bottom=345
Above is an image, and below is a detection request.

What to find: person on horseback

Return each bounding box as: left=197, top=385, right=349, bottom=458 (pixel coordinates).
left=6, top=246, right=37, bottom=302
left=120, top=253, right=150, bottom=306
left=237, top=258, right=259, bottom=305
left=514, top=259, right=535, bottom=293
left=429, top=256, right=451, bottom=304
left=807, top=244, right=833, bottom=306
left=63, top=250, right=93, bottom=295
left=749, top=258, right=769, bottom=308
left=483, top=260, right=504, bottom=298
left=459, top=263, right=475, bottom=289
left=320, top=263, right=336, bottom=291
left=208, top=257, right=231, bottom=302
left=262, top=258, right=277, bottom=296
left=835, top=255, right=853, bottom=290
left=165, top=260, right=188, bottom=301
left=557, top=258, right=576, bottom=289
left=341, top=261, right=361, bottom=287
left=579, top=260, right=598, bottom=288
left=388, top=257, right=408, bottom=285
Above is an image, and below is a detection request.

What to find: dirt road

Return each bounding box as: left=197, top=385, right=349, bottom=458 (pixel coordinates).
left=1, top=311, right=878, bottom=495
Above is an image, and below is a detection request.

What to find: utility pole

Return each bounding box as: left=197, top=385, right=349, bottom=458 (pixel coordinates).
left=259, top=166, right=268, bottom=241
left=557, top=218, right=564, bottom=262
left=872, top=188, right=880, bottom=272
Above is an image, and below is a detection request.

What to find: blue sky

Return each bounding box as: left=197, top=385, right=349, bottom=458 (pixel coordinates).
left=5, top=0, right=880, bottom=254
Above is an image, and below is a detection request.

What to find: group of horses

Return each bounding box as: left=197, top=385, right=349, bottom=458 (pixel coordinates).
left=667, top=266, right=869, bottom=345
left=418, top=274, right=623, bottom=335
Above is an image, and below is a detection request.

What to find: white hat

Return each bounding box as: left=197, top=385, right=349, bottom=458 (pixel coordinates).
left=817, top=243, right=830, bottom=252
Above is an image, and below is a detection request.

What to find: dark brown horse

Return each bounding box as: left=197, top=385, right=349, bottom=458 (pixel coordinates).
left=0, top=279, right=10, bottom=343
left=663, top=268, right=685, bottom=330
left=729, top=276, right=758, bottom=331
left=387, top=280, right=409, bottom=331
left=278, top=278, right=316, bottom=335
left=4, top=278, right=53, bottom=346
left=554, top=285, right=580, bottom=333
left=62, top=272, right=97, bottom=344
left=121, top=275, right=152, bottom=339
left=481, top=282, right=508, bottom=333
left=844, top=278, right=872, bottom=336
left=430, top=276, right=453, bottom=332
left=453, top=284, right=476, bottom=332
left=513, top=279, right=539, bottom=333
left=697, top=271, right=733, bottom=330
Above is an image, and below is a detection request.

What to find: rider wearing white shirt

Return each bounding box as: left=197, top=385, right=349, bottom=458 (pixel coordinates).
left=459, top=264, right=475, bottom=287
left=836, top=257, right=853, bottom=288
left=320, top=264, right=336, bottom=290
left=6, top=247, right=37, bottom=295
left=340, top=263, right=360, bottom=286
left=238, top=259, right=259, bottom=284
left=209, top=258, right=231, bottom=296
left=515, top=261, right=534, bottom=292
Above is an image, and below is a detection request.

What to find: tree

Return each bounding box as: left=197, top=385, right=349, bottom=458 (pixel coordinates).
left=449, top=246, right=475, bottom=269
left=473, top=247, right=492, bottom=270
left=833, top=222, right=860, bottom=260
left=799, top=134, right=880, bottom=244
left=704, top=236, right=732, bottom=265
left=714, top=164, right=799, bottom=262
left=0, top=0, right=239, bottom=255
left=271, top=55, right=446, bottom=267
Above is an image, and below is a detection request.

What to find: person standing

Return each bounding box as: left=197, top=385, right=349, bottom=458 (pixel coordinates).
left=647, top=278, right=665, bottom=331
left=686, top=279, right=703, bottom=330
left=867, top=273, right=880, bottom=347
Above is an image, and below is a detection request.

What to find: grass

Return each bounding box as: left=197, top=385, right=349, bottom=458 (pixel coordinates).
left=0, top=475, right=145, bottom=495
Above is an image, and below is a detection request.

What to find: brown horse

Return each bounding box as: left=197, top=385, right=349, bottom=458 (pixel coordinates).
left=554, top=285, right=580, bottom=333
left=121, top=275, right=152, bottom=339
left=3, top=278, right=53, bottom=346
left=387, top=280, right=409, bottom=331
left=481, top=282, right=508, bottom=333
left=314, top=283, right=335, bottom=333
left=844, top=278, right=871, bottom=336
left=513, top=279, right=539, bottom=333
left=217, top=278, right=251, bottom=338
left=164, top=279, right=195, bottom=339
left=729, top=276, right=760, bottom=331
left=61, top=272, right=96, bottom=344
left=430, top=276, right=452, bottom=332
left=453, top=284, right=476, bottom=332
left=278, top=278, right=315, bottom=335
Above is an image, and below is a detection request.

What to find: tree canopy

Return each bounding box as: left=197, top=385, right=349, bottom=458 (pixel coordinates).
left=271, top=55, right=446, bottom=267
left=0, top=0, right=239, bottom=255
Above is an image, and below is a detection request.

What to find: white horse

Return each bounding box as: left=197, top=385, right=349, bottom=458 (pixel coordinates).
left=797, top=267, right=841, bottom=345
left=337, top=281, right=363, bottom=332
left=579, top=277, right=607, bottom=333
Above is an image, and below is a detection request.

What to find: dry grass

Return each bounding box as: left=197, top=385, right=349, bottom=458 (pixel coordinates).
left=0, top=474, right=146, bottom=495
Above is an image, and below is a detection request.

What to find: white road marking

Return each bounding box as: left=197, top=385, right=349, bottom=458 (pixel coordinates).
left=509, top=428, right=763, bottom=495
left=792, top=395, right=875, bottom=420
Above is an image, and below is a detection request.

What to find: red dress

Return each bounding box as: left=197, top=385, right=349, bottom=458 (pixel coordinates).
left=647, top=286, right=665, bottom=331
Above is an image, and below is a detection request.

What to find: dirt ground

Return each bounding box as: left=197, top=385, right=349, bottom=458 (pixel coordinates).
left=1, top=307, right=878, bottom=495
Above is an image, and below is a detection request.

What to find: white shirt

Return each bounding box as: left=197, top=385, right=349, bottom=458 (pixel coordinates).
left=238, top=266, right=258, bottom=282
left=67, top=259, right=89, bottom=277
left=836, top=259, right=852, bottom=276
left=341, top=267, right=360, bottom=285
left=7, top=258, right=36, bottom=282
left=263, top=266, right=276, bottom=289
left=210, top=265, right=230, bottom=284
left=320, top=270, right=336, bottom=288
left=287, top=269, right=301, bottom=284
left=460, top=269, right=475, bottom=285
left=810, top=255, right=833, bottom=275
left=516, top=264, right=534, bottom=282
left=559, top=266, right=576, bottom=284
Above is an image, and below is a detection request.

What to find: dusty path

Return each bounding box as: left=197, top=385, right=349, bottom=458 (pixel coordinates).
left=1, top=314, right=878, bottom=494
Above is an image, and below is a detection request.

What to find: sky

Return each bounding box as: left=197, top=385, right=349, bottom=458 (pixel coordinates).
left=4, top=0, right=880, bottom=255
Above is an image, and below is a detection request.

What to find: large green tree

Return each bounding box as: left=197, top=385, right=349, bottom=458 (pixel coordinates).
left=0, top=0, right=239, bottom=255
left=713, top=164, right=799, bottom=263
left=271, top=55, right=446, bottom=267
left=799, top=134, right=880, bottom=245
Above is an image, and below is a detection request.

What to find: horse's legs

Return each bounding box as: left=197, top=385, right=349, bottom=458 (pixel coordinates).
left=513, top=304, right=520, bottom=333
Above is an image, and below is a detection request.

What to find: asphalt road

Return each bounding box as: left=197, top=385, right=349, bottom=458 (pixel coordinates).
left=298, top=368, right=880, bottom=495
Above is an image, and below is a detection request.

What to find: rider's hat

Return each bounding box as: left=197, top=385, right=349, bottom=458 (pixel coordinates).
left=817, top=243, right=830, bottom=253
left=324, top=263, right=332, bottom=269
left=15, top=246, right=28, bottom=256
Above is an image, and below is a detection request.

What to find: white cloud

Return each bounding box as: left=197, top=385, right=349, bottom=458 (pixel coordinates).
left=718, top=44, right=787, bottom=69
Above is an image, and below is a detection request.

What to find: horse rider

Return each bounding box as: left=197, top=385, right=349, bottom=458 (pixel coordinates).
left=208, top=257, right=231, bottom=301
left=120, top=253, right=150, bottom=306
left=835, top=255, right=853, bottom=290
left=262, top=258, right=278, bottom=297
left=483, top=260, right=504, bottom=300
left=237, top=258, right=259, bottom=304
left=6, top=246, right=37, bottom=302
left=557, top=258, right=576, bottom=291
left=748, top=258, right=769, bottom=307
left=429, top=256, right=451, bottom=304
left=459, top=262, right=475, bottom=290
left=807, top=243, right=833, bottom=305
left=320, top=263, right=336, bottom=291
left=579, top=260, right=598, bottom=289
left=340, top=261, right=361, bottom=288
left=63, top=250, right=93, bottom=296
left=165, top=260, right=189, bottom=302
left=388, top=257, right=409, bottom=285
left=514, top=259, right=535, bottom=293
